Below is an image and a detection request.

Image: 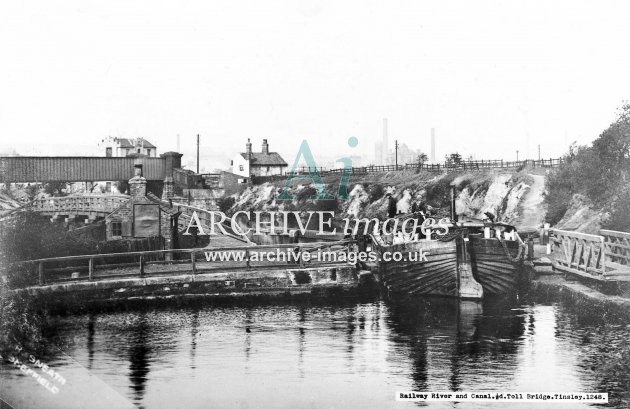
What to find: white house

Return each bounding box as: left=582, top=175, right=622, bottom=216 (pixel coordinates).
left=232, top=139, right=288, bottom=182
left=99, top=137, right=157, bottom=157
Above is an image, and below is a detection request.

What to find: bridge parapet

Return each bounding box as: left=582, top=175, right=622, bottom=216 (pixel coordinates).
left=551, top=229, right=606, bottom=278
left=32, top=194, right=129, bottom=216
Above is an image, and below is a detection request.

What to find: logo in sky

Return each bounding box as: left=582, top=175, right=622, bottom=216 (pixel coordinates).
left=278, top=136, right=359, bottom=201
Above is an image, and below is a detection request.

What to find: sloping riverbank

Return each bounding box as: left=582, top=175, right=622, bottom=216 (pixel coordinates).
left=225, top=168, right=549, bottom=230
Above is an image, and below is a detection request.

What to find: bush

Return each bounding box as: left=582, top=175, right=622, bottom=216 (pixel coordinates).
left=368, top=184, right=384, bottom=202
left=293, top=271, right=312, bottom=285
left=296, top=186, right=317, bottom=202
left=0, top=212, right=100, bottom=287
left=603, top=187, right=630, bottom=232
left=217, top=196, right=236, bottom=213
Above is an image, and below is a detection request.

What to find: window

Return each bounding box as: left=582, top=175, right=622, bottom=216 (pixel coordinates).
left=111, top=221, right=122, bottom=237
left=137, top=148, right=141, bottom=153
left=146, top=149, right=151, bottom=156
left=105, top=147, right=112, bottom=157
left=239, top=165, right=244, bottom=171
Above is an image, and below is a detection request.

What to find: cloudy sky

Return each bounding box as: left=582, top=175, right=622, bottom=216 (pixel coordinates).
left=1, top=0, right=629, bottom=170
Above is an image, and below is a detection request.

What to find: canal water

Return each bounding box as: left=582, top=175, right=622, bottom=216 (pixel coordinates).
left=1, top=296, right=629, bottom=408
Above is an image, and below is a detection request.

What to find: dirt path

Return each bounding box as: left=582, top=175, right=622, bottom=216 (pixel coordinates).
left=515, top=174, right=546, bottom=232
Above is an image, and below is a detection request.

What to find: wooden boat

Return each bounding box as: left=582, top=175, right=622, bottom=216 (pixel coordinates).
left=468, top=230, right=525, bottom=295
left=371, top=231, right=484, bottom=300
left=368, top=181, right=527, bottom=299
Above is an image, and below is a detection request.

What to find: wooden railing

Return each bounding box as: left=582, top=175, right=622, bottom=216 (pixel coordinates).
left=253, top=158, right=563, bottom=183
left=13, top=240, right=353, bottom=287
left=601, top=229, right=630, bottom=266
left=551, top=229, right=606, bottom=278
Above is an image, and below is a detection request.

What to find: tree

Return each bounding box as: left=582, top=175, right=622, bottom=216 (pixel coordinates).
left=544, top=102, right=630, bottom=224
left=445, top=152, right=463, bottom=167
left=416, top=152, right=429, bottom=168
left=43, top=181, right=68, bottom=197
left=116, top=180, right=129, bottom=194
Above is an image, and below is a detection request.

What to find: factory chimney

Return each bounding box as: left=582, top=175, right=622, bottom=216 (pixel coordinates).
left=430, top=128, right=436, bottom=163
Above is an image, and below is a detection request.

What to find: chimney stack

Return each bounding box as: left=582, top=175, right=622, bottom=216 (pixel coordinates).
left=262, top=139, right=269, bottom=154
left=129, top=159, right=147, bottom=199
left=246, top=138, right=252, bottom=159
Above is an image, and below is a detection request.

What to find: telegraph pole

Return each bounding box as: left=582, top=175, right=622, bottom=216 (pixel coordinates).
left=395, top=140, right=399, bottom=170
left=538, top=144, right=541, bottom=161
left=196, top=134, right=200, bottom=174
left=516, top=150, right=519, bottom=162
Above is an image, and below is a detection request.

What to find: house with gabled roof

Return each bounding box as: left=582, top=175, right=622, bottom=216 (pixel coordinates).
left=100, top=137, right=157, bottom=157
left=231, top=139, right=288, bottom=182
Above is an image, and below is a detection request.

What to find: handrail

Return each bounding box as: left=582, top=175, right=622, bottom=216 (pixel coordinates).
left=550, top=228, right=606, bottom=277
left=15, top=239, right=353, bottom=265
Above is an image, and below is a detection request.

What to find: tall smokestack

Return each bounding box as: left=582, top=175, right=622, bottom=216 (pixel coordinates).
left=430, top=128, right=436, bottom=163
left=382, top=118, right=388, bottom=165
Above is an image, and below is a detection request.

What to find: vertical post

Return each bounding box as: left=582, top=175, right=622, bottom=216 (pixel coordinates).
left=88, top=257, right=94, bottom=281
left=599, top=237, right=606, bottom=276
left=245, top=249, right=250, bottom=269
left=38, top=262, right=44, bottom=286
left=191, top=251, right=197, bottom=274
left=139, top=255, right=145, bottom=277
left=450, top=184, right=458, bottom=223
left=395, top=139, right=399, bottom=170
left=455, top=236, right=462, bottom=294
left=527, top=235, right=534, bottom=261
left=196, top=134, right=200, bottom=174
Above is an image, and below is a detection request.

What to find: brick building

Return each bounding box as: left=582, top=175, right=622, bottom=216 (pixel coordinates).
left=231, top=139, right=288, bottom=182
left=105, top=161, right=178, bottom=247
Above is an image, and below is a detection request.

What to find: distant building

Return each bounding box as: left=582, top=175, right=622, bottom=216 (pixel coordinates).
left=100, top=137, right=157, bottom=157
left=231, top=139, right=288, bottom=182
left=386, top=143, right=421, bottom=166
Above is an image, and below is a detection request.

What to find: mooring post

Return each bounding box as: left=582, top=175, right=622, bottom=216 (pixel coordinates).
left=88, top=257, right=94, bottom=281
left=38, top=262, right=44, bottom=286
left=139, top=255, right=145, bottom=277
left=450, top=184, right=458, bottom=223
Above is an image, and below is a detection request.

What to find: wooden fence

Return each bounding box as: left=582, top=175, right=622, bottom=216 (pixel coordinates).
left=253, top=158, right=563, bottom=183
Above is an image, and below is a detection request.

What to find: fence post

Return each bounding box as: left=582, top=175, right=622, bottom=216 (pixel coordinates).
left=38, top=262, right=44, bottom=286
left=88, top=257, right=94, bottom=281
left=139, top=255, right=145, bottom=277
left=600, top=238, right=606, bottom=276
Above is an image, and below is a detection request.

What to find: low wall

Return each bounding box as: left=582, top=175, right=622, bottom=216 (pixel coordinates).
left=529, top=275, right=630, bottom=322
left=10, top=265, right=373, bottom=312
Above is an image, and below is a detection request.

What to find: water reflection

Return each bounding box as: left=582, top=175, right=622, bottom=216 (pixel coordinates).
left=127, top=313, right=151, bottom=402
left=2, top=298, right=630, bottom=408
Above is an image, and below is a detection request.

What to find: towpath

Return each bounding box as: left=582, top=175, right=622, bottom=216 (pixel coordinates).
left=515, top=174, right=545, bottom=232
